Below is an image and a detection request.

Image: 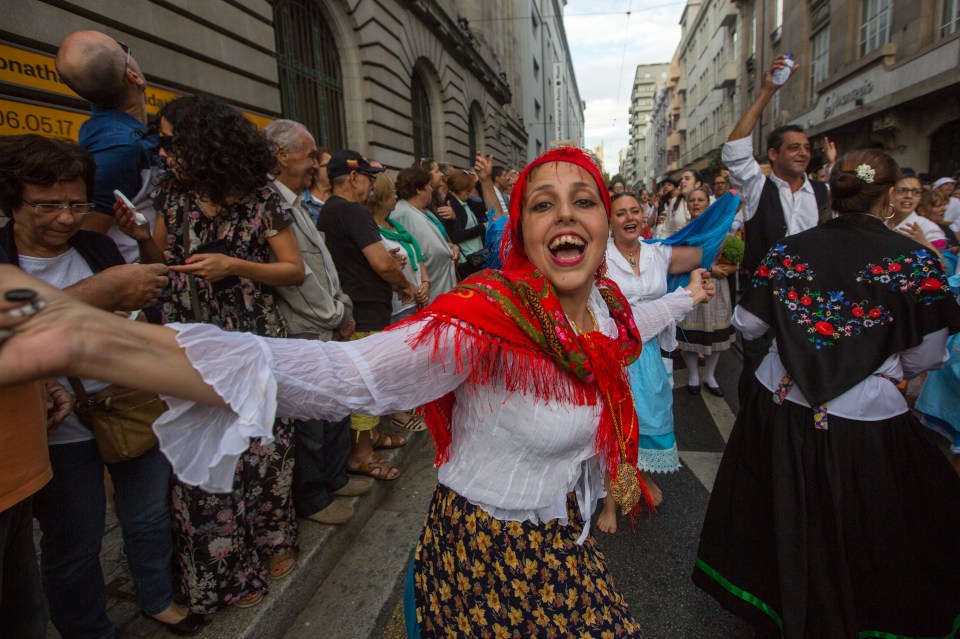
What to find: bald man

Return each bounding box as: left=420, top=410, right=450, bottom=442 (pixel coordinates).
left=56, top=31, right=161, bottom=264
left=52, top=35, right=197, bottom=638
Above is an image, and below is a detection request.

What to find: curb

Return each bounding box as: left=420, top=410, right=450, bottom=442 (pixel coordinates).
left=122, top=431, right=431, bottom=639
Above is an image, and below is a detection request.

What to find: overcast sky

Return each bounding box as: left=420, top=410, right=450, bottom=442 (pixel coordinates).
left=563, top=0, right=685, bottom=175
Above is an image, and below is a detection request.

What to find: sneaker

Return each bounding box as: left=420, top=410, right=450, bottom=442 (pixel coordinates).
left=331, top=476, right=374, bottom=497
left=306, top=500, right=354, bottom=525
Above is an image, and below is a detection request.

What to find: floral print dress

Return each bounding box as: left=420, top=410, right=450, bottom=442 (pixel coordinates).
left=156, top=182, right=298, bottom=612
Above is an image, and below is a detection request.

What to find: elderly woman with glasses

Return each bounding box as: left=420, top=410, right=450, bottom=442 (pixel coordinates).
left=0, top=134, right=205, bottom=636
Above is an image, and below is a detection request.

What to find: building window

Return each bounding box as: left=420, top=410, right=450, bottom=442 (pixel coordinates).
left=274, top=0, right=346, bottom=150
left=943, top=0, right=960, bottom=36
left=810, top=26, right=830, bottom=99
left=860, top=0, right=892, bottom=56
left=411, top=73, right=432, bottom=159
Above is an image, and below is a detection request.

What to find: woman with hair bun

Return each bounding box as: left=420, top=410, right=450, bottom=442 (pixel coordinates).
left=693, top=149, right=960, bottom=638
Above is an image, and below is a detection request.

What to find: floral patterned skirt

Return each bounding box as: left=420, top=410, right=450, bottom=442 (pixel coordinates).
left=412, top=484, right=642, bottom=638
left=172, top=418, right=297, bottom=612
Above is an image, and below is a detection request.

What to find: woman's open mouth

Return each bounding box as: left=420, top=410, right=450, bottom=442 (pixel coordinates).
left=548, top=233, right=586, bottom=266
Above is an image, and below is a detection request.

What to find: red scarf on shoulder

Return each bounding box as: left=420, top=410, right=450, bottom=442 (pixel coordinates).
left=392, top=147, right=652, bottom=513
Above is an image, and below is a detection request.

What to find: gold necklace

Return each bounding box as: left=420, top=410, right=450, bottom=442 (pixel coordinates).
left=569, top=305, right=643, bottom=514
left=567, top=306, right=643, bottom=515
left=567, top=306, right=598, bottom=335
left=617, top=244, right=640, bottom=266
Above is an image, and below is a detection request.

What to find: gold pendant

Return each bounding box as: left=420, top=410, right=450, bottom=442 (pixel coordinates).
left=609, top=462, right=642, bottom=515
left=627, top=255, right=638, bottom=266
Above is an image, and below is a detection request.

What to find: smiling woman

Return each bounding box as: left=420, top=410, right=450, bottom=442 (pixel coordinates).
left=0, top=147, right=711, bottom=638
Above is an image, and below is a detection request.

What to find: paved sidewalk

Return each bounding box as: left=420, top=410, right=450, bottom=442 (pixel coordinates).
left=38, top=431, right=432, bottom=638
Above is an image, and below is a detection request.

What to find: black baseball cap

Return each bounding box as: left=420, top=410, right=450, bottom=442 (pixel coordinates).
left=327, top=150, right=385, bottom=180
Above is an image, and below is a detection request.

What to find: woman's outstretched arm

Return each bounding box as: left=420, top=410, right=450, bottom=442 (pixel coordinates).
left=0, top=265, right=466, bottom=418
left=0, top=265, right=226, bottom=405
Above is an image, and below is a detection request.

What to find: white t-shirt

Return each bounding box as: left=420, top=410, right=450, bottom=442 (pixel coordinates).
left=893, top=212, right=946, bottom=246
left=20, top=249, right=108, bottom=445
left=943, top=197, right=960, bottom=225
left=379, top=235, right=422, bottom=317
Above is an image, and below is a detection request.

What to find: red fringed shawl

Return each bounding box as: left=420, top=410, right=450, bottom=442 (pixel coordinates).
left=393, top=265, right=653, bottom=511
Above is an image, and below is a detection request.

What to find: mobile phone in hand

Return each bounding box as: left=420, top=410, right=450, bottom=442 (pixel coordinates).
left=113, top=189, right=148, bottom=225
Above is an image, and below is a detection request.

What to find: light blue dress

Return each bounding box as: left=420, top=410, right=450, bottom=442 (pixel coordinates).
left=606, top=239, right=681, bottom=472
left=916, top=266, right=960, bottom=453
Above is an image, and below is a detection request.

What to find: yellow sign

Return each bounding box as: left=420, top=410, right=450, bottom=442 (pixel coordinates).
left=0, top=42, right=272, bottom=129
left=143, top=86, right=180, bottom=116
left=0, top=98, right=87, bottom=140
left=0, top=42, right=73, bottom=97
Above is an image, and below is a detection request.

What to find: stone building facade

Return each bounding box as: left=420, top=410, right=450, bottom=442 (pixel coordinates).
left=622, top=62, right=669, bottom=188
left=673, top=0, right=742, bottom=173
left=0, top=0, right=584, bottom=170
left=644, top=0, right=741, bottom=183
left=734, top=0, right=960, bottom=176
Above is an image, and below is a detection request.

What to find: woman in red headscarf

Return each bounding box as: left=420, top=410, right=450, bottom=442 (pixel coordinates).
left=0, top=147, right=713, bottom=637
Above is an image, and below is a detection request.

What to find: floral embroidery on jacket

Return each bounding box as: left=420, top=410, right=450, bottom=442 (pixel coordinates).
left=754, top=245, right=893, bottom=349
left=751, top=243, right=814, bottom=286
left=855, top=249, right=949, bottom=305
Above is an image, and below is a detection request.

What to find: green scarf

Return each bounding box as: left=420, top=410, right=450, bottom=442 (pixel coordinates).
left=380, top=218, right=425, bottom=271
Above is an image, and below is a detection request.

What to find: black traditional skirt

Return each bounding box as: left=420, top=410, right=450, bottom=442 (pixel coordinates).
left=412, top=484, right=642, bottom=638
left=693, top=383, right=960, bottom=639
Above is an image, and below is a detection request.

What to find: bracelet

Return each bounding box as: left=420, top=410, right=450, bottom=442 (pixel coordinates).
left=422, top=281, right=431, bottom=287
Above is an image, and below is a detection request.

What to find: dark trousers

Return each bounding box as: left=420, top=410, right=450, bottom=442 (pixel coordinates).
left=737, top=332, right=773, bottom=405
left=0, top=497, right=47, bottom=638
left=292, top=417, right=351, bottom=518
left=33, top=441, right=174, bottom=639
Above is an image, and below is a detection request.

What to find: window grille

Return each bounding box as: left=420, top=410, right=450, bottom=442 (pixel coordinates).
left=274, top=0, right=346, bottom=151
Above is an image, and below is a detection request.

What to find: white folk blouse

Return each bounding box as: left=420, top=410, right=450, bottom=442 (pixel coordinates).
left=734, top=305, right=948, bottom=419
left=154, top=285, right=693, bottom=540
left=605, top=238, right=679, bottom=350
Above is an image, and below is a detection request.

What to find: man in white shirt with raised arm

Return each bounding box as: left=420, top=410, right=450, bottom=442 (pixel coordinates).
left=722, top=55, right=832, bottom=401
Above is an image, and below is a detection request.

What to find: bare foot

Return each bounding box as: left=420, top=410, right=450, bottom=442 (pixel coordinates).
left=597, top=495, right=618, bottom=534
left=640, top=470, right=664, bottom=507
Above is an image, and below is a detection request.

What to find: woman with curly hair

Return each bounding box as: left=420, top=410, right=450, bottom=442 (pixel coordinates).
left=119, top=94, right=304, bottom=612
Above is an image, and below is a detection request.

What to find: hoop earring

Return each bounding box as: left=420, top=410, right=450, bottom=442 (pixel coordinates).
left=880, top=205, right=896, bottom=221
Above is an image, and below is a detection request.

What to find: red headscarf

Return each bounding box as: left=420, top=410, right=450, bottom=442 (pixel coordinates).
left=395, top=147, right=652, bottom=513
left=499, top=146, right=613, bottom=272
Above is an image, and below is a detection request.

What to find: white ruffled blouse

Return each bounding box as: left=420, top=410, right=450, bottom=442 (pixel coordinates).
left=154, top=284, right=693, bottom=540
left=605, top=238, right=683, bottom=350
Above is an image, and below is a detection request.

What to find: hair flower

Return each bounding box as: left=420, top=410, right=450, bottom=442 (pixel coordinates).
left=855, top=164, right=875, bottom=184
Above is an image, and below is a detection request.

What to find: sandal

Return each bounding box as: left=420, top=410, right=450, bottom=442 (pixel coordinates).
left=388, top=413, right=427, bottom=432
left=371, top=430, right=407, bottom=450
left=267, top=552, right=297, bottom=580
left=347, top=453, right=401, bottom=481
left=235, top=591, right=263, bottom=609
